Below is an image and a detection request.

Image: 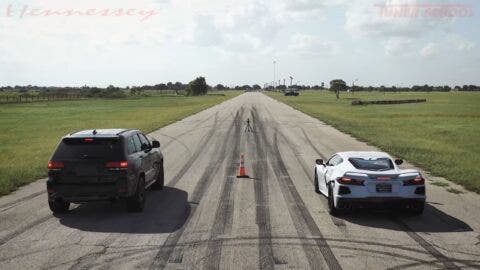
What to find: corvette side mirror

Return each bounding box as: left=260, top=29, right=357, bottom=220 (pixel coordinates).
left=315, top=159, right=324, bottom=166
left=395, top=159, right=403, bottom=165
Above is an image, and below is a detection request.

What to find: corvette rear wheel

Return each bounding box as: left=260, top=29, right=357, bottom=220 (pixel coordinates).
left=328, top=185, right=340, bottom=216
left=314, top=170, right=320, bottom=194
left=409, top=201, right=425, bottom=216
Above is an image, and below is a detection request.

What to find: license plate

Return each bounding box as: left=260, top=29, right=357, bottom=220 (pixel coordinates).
left=75, top=165, right=98, bottom=176
left=376, top=183, right=392, bottom=193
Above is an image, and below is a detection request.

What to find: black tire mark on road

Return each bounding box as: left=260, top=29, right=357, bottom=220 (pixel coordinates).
left=254, top=109, right=342, bottom=270
left=272, top=133, right=342, bottom=270
left=297, top=128, right=347, bottom=229
left=264, top=99, right=464, bottom=269
left=161, top=110, right=236, bottom=151
left=391, top=218, right=460, bottom=270
left=0, top=190, right=46, bottom=212
left=300, top=128, right=327, bottom=160
left=161, top=114, right=213, bottom=148
left=150, top=109, right=243, bottom=269
left=202, top=107, right=243, bottom=270
left=0, top=215, right=52, bottom=246
left=251, top=107, right=275, bottom=270
left=166, top=113, right=220, bottom=187
left=263, top=106, right=347, bottom=230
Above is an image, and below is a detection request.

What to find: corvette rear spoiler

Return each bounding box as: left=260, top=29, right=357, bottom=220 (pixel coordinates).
left=344, top=171, right=421, bottom=180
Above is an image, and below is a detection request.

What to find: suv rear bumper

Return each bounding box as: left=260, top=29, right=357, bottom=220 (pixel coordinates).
left=47, top=182, right=129, bottom=203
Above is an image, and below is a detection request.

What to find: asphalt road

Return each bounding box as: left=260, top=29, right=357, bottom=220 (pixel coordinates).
left=1, top=92, right=479, bottom=269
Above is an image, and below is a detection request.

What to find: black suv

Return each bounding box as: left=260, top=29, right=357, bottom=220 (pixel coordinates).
left=47, top=129, right=164, bottom=213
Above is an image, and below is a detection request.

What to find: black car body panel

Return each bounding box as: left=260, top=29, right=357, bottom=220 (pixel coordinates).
left=47, top=129, right=163, bottom=204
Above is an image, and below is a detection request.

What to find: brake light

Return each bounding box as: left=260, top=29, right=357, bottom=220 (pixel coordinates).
left=337, top=177, right=364, bottom=186
left=106, top=161, right=128, bottom=169
left=84, top=138, right=94, bottom=142
left=403, top=177, right=425, bottom=186
left=48, top=161, right=64, bottom=169
left=377, top=176, right=391, bottom=180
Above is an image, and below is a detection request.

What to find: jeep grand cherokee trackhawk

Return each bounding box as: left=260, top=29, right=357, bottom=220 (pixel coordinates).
left=47, top=129, right=164, bottom=213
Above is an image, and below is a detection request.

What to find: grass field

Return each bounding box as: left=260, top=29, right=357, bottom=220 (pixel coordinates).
left=267, top=91, right=480, bottom=193
left=0, top=92, right=238, bottom=196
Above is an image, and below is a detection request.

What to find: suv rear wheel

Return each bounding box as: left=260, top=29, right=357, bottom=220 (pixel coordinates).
left=152, top=162, right=164, bottom=190
left=49, top=198, right=70, bottom=214
left=127, top=176, right=146, bottom=212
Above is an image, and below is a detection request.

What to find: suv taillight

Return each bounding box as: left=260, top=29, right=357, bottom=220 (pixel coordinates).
left=337, top=177, right=364, bottom=186
left=48, top=161, right=64, bottom=170
left=403, top=177, right=425, bottom=186
left=106, top=161, right=128, bottom=169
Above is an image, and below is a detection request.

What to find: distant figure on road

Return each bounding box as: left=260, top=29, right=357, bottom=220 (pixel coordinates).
left=245, top=118, right=254, bottom=133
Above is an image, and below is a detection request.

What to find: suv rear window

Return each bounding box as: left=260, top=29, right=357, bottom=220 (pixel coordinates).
left=348, top=157, right=394, bottom=171
left=52, top=137, right=124, bottom=160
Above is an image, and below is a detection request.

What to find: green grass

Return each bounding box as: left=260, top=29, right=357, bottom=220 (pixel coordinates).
left=267, top=91, right=480, bottom=193
left=0, top=92, right=238, bottom=196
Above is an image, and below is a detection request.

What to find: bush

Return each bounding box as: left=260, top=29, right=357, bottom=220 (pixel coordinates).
left=83, top=86, right=126, bottom=99
left=186, top=77, right=208, bottom=96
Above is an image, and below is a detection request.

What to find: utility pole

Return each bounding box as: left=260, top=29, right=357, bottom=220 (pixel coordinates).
left=289, top=76, right=293, bottom=87
left=283, top=79, right=286, bottom=86
left=273, top=60, right=276, bottom=89
left=352, top=78, right=359, bottom=95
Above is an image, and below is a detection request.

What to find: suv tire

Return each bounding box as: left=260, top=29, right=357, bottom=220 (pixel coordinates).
left=152, top=162, right=164, bottom=190
left=127, top=176, right=146, bottom=212
left=49, top=199, right=70, bottom=214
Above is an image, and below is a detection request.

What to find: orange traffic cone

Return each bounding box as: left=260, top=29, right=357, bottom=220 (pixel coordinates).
left=237, top=153, right=250, bottom=178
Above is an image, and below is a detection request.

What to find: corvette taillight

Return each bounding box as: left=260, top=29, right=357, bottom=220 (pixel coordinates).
left=337, top=177, right=364, bottom=186
left=403, top=177, right=425, bottom=186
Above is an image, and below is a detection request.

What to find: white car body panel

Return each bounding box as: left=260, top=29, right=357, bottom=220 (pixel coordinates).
left=315, top=151, right=426, bottom=208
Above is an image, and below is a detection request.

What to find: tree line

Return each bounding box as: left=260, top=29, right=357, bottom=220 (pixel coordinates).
left=328, top=79, right=480, bottom=93
left=1, top=78, right=479, bottom=103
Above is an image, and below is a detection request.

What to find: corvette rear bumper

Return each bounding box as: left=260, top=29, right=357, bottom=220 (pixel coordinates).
left=336, top=197, right=425, bottom=209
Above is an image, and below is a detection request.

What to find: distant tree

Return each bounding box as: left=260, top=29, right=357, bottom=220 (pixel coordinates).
left=330, top=79, right=347, bottom=99
left=215, top=84, right=225, bottom=90
left=186, top=77, right=208, bottom=96
left=252, top=84, right=261, bottom=90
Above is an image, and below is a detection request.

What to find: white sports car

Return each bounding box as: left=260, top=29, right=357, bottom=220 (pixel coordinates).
left=314, top=151, right=426, bottom=215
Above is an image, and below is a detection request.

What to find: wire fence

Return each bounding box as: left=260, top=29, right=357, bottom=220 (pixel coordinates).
left=0, top=94, right=85, bottom=104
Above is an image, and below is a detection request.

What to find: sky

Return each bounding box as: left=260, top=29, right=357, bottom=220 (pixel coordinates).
left=0, top=0, right=479, bottom=87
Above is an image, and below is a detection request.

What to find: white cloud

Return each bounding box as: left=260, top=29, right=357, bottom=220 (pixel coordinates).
left=0, top=0, right=478, bottom=86
left=448, top=35, right=475, bottom=51
left=289, top=34, right=337, bottom=56
left=344, top=0, right=453, bottom=39
left=384, top=37, right=414, bottom=56
left=420, top=42, right=439, bottom=57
